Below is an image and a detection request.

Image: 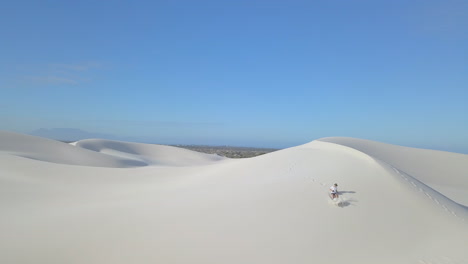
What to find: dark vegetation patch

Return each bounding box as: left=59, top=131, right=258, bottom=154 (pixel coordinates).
left=174, top=145, right=279, bottom=158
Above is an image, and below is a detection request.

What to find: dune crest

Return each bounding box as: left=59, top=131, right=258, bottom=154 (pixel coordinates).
left=319, top=137, right=468, bottom=206
left=74, top=139, right=225, bottom=167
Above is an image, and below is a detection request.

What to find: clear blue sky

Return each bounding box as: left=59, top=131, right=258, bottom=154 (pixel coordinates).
left=1, top=0, right=467, bottom=152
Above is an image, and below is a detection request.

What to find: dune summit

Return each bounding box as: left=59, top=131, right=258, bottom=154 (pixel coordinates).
left=1, top=130, right=467, bottom=264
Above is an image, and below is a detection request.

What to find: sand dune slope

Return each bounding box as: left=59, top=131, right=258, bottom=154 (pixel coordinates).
left=0, top=132, right=467, bottom=264
left=0, top=131, right=223, bottom=167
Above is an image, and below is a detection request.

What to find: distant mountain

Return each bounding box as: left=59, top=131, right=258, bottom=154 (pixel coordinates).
left=30, top=128, right=115, bottom=141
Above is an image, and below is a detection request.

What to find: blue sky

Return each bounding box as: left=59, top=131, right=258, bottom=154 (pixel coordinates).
left=1, top=0, right=467, bottom=152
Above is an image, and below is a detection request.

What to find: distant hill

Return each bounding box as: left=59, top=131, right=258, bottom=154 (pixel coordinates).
left=30, top=128, right=115, bottom=141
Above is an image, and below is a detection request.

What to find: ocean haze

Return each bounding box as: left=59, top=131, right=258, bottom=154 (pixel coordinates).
left=24, top=128, right=468, bottom=154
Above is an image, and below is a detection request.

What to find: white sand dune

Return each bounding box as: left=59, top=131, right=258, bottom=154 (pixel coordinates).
left=0, top=131, right=224, bottom=167
left=318, top=137, right=468, bottom=206
left=1, top=130, right=467, bottom=264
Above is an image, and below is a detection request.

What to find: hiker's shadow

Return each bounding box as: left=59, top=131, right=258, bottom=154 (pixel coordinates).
left=336, top=191, right=357, bottom=208
left=339, top=191, right=356, bottom=194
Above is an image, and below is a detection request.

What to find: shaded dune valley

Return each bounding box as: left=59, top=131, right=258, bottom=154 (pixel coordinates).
left=1, top=130, right=467, bottom=264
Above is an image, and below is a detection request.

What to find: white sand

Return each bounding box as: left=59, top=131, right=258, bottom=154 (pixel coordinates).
left=1, top=130, right=467, bottom=264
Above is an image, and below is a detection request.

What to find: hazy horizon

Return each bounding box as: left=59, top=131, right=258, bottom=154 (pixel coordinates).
left=6, top=127, right=464, bottom=154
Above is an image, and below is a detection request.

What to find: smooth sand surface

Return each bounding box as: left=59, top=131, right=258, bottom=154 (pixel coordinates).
left=1, top=130, right=467, bottom=264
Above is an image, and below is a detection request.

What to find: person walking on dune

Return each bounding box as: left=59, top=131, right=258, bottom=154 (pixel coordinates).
left=330, top=183, right=339, bottom=200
